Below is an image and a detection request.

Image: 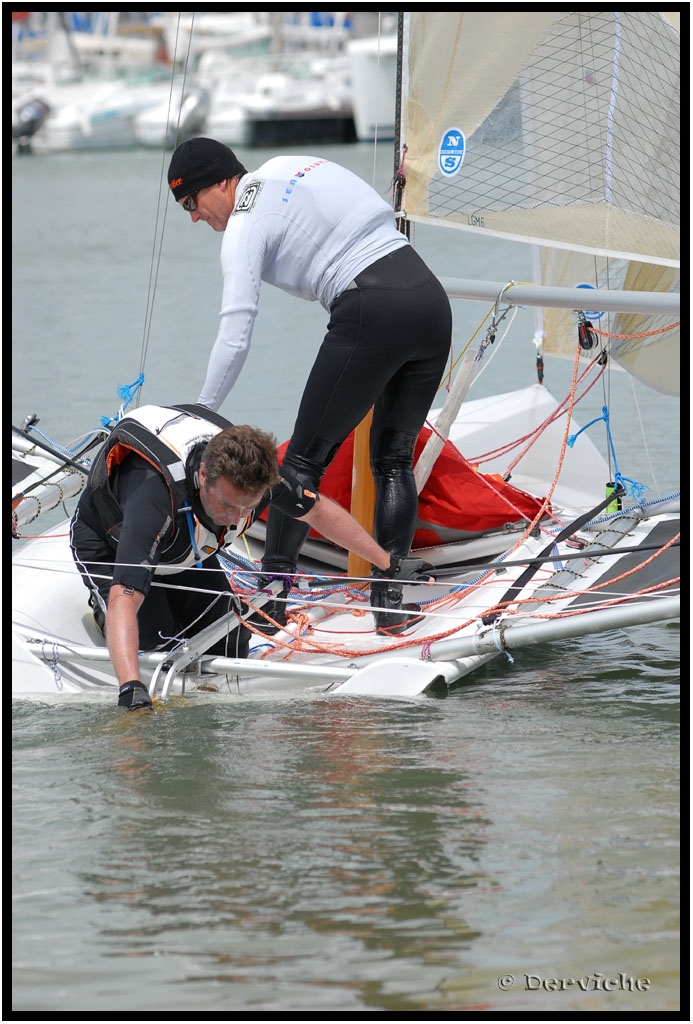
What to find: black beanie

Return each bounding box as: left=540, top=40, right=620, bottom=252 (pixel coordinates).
left=167, top=137, right=248, bottom=201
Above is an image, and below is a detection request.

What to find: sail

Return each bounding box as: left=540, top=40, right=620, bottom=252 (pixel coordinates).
left=400, top=12, right=680, bottom=267
left=263, top=430, right=547, bottom=548
left=538, top=248, right=680, bottom=395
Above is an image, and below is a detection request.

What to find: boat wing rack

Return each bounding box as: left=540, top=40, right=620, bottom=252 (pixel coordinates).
left=149, top=579, right=286, bottom=699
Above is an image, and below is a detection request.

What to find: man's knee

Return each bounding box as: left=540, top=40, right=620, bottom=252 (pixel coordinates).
left=269, top=446, right=335, bottom=518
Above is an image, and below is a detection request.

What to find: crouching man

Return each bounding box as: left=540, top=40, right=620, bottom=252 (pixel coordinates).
left=70, top=403, right=431, bottom=710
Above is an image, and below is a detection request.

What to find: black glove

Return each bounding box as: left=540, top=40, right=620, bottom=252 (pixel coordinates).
left=118, top=680, right=153, bottom=711
left=372, top=556, right=436, bottom=583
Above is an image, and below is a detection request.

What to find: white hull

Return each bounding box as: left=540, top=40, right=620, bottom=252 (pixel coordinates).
left=11, top=501, right=679, bottom=701
left=28, top=77, right=183, bottom=153
left=204, top=56, right=354, bottom=148
left=134, top=86, right=210, bottom=148
left=347, top=34, right=397, bottom=141
left=12, top=385, right=679, bottom=702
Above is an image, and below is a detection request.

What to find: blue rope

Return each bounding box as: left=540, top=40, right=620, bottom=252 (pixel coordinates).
left=117, top=374, right=145, bottom=407
left=100, top=374, right=145, bottom=427
left=25, top=425, right=92, bottom=464
left=181, top=507, right=203, bottom=568
left=567, top=403, right=646, bottom=500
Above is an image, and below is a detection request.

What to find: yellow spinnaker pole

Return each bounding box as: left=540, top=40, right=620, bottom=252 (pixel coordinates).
left=348, top=409, right=376, bottom=577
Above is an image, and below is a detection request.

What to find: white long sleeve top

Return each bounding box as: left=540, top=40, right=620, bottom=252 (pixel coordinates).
left=197, top=155, right=409, bottom=411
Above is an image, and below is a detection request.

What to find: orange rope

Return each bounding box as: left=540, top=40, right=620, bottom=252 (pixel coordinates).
left=241, top=526, right=680, bottom=660
left=267, top=343, right=592, bottom=659
left=13, top=529, right=72, bottom=539
left=473, top=531, right=680, bottom=622
left=593, top=320, right=679, bottom=340
left=468, top=352, right=605, bottom=467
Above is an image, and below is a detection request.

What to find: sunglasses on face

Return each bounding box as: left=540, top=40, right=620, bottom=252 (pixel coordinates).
left=182, top=191, right=199, bottom=212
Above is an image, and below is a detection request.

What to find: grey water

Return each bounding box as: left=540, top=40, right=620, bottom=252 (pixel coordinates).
left=12, top=142, right=680, bottom=1013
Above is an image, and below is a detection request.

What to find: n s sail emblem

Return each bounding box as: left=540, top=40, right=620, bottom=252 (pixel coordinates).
left=439, top=129, right=466, bottom=177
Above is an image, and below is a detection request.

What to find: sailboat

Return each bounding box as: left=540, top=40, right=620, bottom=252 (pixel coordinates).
left=12, top=12, right=679, bottom=701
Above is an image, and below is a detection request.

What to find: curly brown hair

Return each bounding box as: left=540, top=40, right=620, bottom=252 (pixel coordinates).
left=202, top=425, right=280, bottom=495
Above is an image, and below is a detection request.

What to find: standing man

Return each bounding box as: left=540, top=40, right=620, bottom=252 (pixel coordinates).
left=167, top=139, right=450, bottom=634
left=70, top=403, right=414, bottom=710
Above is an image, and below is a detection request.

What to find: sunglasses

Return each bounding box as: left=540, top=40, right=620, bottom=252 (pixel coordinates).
left=181, top=191, right=199, bottom=212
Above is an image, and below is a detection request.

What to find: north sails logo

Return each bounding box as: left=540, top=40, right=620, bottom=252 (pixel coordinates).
left=233, top=181, right=263, bottom=214
left=438, top=128, right=466, bottom=177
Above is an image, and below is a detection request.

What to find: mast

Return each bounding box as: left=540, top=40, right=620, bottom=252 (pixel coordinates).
left=392, top=12, right=409, bottom=240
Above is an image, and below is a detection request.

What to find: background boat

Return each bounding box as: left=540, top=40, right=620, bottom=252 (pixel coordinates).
left=27, top=74, right=192, bottom=153
left=11, top=12, right=174, bottom=153
left=133, top=82, right=211, bottom=149
left=151, top=11, right=274, bottom=65
left=194, top=12, right=361, bottom=147
left=11, top=11, right=167, bottom=89
left=12, top=11, right=401, bottom=152
left=202, top=51, right=355, bottom=149
left=347, top=32, right=398, bottom=141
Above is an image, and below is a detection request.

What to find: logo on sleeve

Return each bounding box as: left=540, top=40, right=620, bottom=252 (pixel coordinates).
left=233, top=181, right=263, bottom=215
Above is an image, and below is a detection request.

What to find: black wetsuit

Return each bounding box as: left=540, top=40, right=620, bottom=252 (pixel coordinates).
left=263, top=245, right=453, bottom=577
left=70, top=445, right=259, bottom=656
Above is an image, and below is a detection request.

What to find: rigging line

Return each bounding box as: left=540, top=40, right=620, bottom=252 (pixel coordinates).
left=12, top=464, right=84, bottom=510
left=11, top=426, right=93, bottom=475
left=502, top=361, right=607, bottom=478
left=484, top=583, right=681, bottom=630
left=597, top=263, right=616, bottom=478
left=460, top=343, right=586, bottom=574
left=596, top=321, right=680, bottom=339
left=434, top=304, right=494, bottom=395
left=532, top=579, right=681, bottom=613
left=516, top=554, right=681, bottom=618
left=273, top=539, right=683, bottom=590
left=445, top=276, right=549, bottom=393
left=393, top=13, right=404, bottom=187
left=169, top=23, right=193, bottom=146
left=466, top=306, right=518, bottom=386
left=370, top=11, right=383, bottom=187
left=138, top=12, right=196, bottom=396
left=467, top=353, right=606, bottom=466
left=480, top=483, right=628, bottom=625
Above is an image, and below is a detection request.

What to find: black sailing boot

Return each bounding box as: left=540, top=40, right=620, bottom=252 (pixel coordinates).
left=370, top=556, right=435, bottom=636
left=246, top=575, right=292, bottom=635
left=247, top=509, right=311, bottom=635
left=370, top=578, right=425, bottom=635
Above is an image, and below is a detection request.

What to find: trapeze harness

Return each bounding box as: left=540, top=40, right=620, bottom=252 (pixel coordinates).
left=87, top=403, right=255, bottom=571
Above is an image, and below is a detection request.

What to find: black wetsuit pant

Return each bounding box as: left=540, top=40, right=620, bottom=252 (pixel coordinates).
left=263, top=244, right=452, bottom=576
